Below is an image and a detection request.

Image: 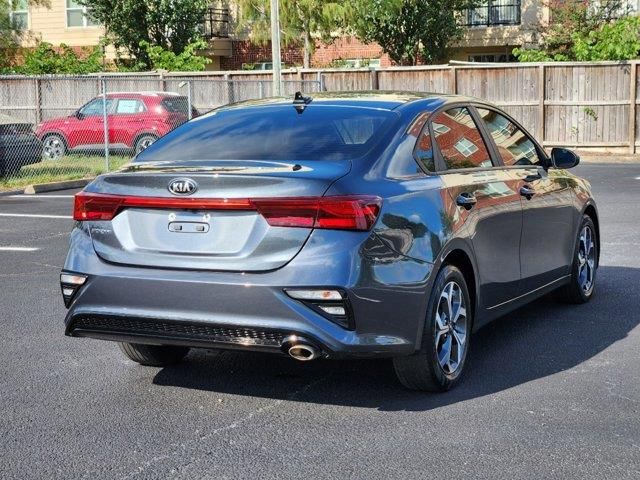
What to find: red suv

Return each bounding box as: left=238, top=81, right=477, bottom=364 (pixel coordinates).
left=36, top=92, right=199, bottom=160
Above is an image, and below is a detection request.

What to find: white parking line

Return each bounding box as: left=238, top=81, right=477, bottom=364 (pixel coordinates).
left=0, top=247, right=39, bottom=252
left=7, top=194, right=74, bottom=199
left=0, top=213, right=71, bottom=219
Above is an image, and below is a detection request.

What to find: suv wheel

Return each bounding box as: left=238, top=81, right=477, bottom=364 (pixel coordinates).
left=393, top=265, right=472, bottom=392
left=119, top=343, right=190, bottom=367
left=135, top=134, right=157, bottom=154
left=42, top=134, right=66, bottom=160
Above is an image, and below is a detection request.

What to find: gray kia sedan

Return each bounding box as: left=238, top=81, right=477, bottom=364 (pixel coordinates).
left=61, top=92, right=599, bottom=391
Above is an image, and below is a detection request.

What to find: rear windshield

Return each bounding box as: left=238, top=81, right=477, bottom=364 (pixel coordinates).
left=161, top=97, right=190, bottom=114
left=135, top=104, right=398, bottom=162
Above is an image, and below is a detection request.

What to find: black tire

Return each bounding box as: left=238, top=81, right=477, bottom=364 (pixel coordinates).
left=134, top=134, right=157, bottom=154
left=119, top=342, right=190, bottom=367
left=42, top=134, right=67, bottom=160
left=558, top=215, right=598, bottom=304
left=0, top=162, right=20, bottom=177
left=393, top=265, right=473, bottom=392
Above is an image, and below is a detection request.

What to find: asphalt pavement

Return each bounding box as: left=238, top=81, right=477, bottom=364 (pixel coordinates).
left=0, top=164, right=638, bottom=479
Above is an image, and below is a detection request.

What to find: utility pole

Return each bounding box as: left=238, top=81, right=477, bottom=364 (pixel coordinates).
left=270, top=0, right=282, bottom=96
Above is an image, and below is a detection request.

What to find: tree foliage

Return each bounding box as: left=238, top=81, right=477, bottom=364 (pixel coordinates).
left=349, top=0, right=477, bottom=66
left=237, top=0, right=347, bottom=68
left=138, top=40, right=211, bottom=71
left=514, top=0, right=639, bottom=62
left=4, top=42, right=104, bottom=74
left=80, top=0, right=209, bottom=69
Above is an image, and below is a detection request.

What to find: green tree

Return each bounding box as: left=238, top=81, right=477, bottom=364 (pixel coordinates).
left=514, top=0, right=637, bottom=62
left=237, top=0, right=347, bottom=68
left=138, top=39, right=211, bottom=71
left=80, top=0, right=209, bottom=70
left=11, top=42, right=103, bottom=74
left=349, top=0, right=477, bottom=66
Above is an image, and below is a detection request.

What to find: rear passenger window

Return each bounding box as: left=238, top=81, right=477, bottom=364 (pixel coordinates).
left=476, top=108, right=540, bottom=166
left=431, top=107, right=492, bottom=170
left=115, top=99, right=145, bottom=114
left=413, top=112, right=435, bottom=172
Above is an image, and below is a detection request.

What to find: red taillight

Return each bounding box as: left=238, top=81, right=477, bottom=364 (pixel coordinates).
left=73, top=192, right=381, bottom=231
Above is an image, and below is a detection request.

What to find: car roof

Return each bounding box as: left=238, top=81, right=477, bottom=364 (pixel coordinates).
left=104, top=91, right=182, bottom=98
left=222, top=91, right=486, bottom=115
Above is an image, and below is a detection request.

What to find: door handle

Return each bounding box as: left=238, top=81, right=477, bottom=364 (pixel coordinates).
left=456, top=193, right=477, bottom=210
left=520, top=185, right=536, bottom=199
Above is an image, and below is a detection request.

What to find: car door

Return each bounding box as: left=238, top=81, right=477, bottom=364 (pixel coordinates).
left=428, top=105, right=524, bottom=310
left=111, top=98, right=147, bottom=148
left=69, top=97, right=114, bottom=148
left=475, top=107, right=576, bottom=292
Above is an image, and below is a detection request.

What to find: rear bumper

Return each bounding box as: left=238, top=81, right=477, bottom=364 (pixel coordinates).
left=63, top=226, right=435, bottom=359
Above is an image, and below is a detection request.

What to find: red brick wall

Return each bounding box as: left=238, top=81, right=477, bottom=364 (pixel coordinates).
left=220, top=41, right=304, bottom=70
left=220, top=37, right=392, bottom=70
left=312, top=37, right=392, bottom=67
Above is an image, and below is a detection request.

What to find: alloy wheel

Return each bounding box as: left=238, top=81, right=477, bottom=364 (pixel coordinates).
left=43, top=136, right=64, bottom=160
left=136, top=137, right=156, bottom=154
left=577, top=225, right=596, bottom=293
left=435, top=281, right=468, bottom=375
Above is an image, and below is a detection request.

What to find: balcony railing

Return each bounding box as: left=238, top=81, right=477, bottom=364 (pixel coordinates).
left=201, top=7, right=230, bottom=39
left=460, top=1, right=521, bottom=27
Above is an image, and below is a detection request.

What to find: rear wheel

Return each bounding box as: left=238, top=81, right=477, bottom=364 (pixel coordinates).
left=559, top=215, right=597, bottom=304
left=393, top=265, right=472, bottom=392
left=134, top=134, right=157, bottom=154
left=119, top=342, right=190, bottom=367
left=42, top=134, right=66, bottom=160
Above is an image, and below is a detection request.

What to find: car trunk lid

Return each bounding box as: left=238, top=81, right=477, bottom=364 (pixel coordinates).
left=84, top=159, right=351, bottom=272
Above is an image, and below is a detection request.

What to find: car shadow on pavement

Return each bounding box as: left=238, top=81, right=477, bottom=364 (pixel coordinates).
left=153, top=266, right=639, bottom=411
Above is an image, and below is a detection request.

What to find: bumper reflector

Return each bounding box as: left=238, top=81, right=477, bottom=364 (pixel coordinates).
left=284, top=288, right=353, bottom=329
left=285, top=289, right=343, bottom=301
left=60, top=273, right=87, bottom=285
left=60, top=272, right=87, bottom=307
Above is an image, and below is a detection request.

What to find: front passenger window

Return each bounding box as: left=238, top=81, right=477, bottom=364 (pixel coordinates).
left=431, top=107, right=493, bottom=170
left=476, top=108, right=541, bottom=166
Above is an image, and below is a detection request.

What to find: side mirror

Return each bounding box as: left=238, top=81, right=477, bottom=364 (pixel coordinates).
left=74, top=110, right=85, bottom=120
left=550, top=147, right=580, bottom=169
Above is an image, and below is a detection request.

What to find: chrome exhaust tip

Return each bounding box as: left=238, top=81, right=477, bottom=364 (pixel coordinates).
left=281, top=335, right=320, bottom=361
left=288, top=344, right=319, bottom=362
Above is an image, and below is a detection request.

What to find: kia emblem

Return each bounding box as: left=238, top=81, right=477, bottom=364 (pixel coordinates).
left=168, top=178, right=198, bottom=196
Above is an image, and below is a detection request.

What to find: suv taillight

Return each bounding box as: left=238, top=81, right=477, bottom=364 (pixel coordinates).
left=73, top=192, right=381, bottom=231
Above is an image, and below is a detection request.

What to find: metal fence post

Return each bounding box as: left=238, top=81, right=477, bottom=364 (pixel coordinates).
left=629, top=62, right=637, bottom=154
left=316, top=71, right=325, bottom=91
left=101, top=77, right=110, bottom=171
left=187, top=80, right=193, bottom=120
left=369, top=67, right=379, bottom=90
left=34, top=78, right=42, bottom=124
left=225, top=74, right=235, bottom=104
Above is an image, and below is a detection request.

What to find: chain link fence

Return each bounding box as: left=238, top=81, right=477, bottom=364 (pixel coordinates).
left=0, top=76, right=321, bottom=190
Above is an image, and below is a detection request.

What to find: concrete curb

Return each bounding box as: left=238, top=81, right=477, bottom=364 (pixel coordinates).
left=0, top=188, right=26, bottom=197
left=23, top=178, right=92, bottom=195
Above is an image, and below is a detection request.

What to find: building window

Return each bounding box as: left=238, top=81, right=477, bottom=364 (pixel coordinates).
left=468, top=53, right=517, bottom=63
left=10, top=0, right=28, bottom=31
left=454, top=138, right=479, bottom=158
left=66, top=0, right=99, bottom=27
left=461, top=0, right=521, bottom=27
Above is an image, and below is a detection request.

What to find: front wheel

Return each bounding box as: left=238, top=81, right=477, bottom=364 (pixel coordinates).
left=393, top=265, right=472, bottom=392
left=559, top=215, right=598, bottom=304
left=119, top=343, right=190, bottom=367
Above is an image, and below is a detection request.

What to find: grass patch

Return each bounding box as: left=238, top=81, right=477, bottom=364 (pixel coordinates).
left=0, top=154, right=131, bottom=191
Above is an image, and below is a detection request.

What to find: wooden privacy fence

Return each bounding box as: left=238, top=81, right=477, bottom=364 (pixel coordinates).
left=0, top=61, right=638, bottom=154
